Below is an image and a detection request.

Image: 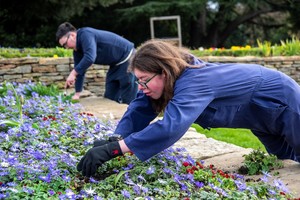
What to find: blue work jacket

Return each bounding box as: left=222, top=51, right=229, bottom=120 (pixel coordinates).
left=115, top=59, right=300, bottom=161
left=73, top=27, right=134, bottom=75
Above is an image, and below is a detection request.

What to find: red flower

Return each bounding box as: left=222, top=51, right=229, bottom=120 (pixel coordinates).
left=183, top=162, right=190, bottom=167
left=186, top=168, right=194, bottom=174
left=196, top=161, right=204, bottom=168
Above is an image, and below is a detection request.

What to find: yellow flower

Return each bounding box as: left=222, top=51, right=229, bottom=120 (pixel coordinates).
left=53, top=54, right=58, bottom=58
left=231, top=46, right=240, bottom=51
left=245, top=45, right=251, bottom=49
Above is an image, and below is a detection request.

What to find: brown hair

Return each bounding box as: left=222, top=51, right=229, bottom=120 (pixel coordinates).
left=56, top=22, right=77, bottom=41
left=129, top=40, right=196, bottom=113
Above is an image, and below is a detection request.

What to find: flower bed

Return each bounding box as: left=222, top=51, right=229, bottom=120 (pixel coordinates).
left=0, top=82, right=296, bottom=199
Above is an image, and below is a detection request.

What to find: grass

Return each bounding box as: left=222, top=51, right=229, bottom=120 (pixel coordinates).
left=191, top=124, right=266, bottom=151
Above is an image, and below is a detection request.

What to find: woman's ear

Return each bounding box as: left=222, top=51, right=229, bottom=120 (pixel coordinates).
left=162, top=70, right=167, bottom=77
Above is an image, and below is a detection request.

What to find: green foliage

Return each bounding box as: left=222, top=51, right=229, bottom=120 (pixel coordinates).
left=280, top=36, right=300, bottom=56
left=239, top=149, right=284, bottom=175
left=2, top=82, right=24, bottom=127
left=191, top=124, right=266, bottom=151
left=2, top=37, right=300, bottom=58
left=257, top=40, right=272, bottom=57
left=23, top=82, right=77, bottom=103
left=24, top=82, right=61, bottom=97
left=191, top=37, right=300, bottom=57
left=0, top=47, right=72, bottom=58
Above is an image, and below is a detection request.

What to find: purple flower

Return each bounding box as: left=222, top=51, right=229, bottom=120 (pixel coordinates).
left=121, top=189, right=130, bottom=199
left=260, top=175, right=269, bottom=183
left=32, top=150, right=45, bottom=160
left=62, top=175, right=71, bottom=182
left=89, top=177, right=99, bottom=184
left=235, top=180, right=247, bottom=191
left=49, top=190, right=55, bottom=196
left=65, top=189, right=76, bottom=199
left=273, top=179, right=289, bottom=193
left=146, top=166, right=155, bottom=174
left=163, top=167, right=172, bottom=174
left=39, top=173, right=51, bottom=183
left=138, top=175, right=146, bottom=182
left=93, top=124, right=101, bottom=132
left=133, top=185, right=141, bottom=195
left=23, top=187, right=34, bottom=194
left=141, top=186, right=149, bottom=193
left=123, top=163, right=134, bottom=170
left=195, top=181, right=204, bottom=188
left=93, top=196, right=103, bottom=200
left=174, top=174, right=183, bottom=184
left=181, top=183, right=188, bottom=191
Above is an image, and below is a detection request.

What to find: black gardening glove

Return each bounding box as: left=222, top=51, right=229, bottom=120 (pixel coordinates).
left=93, top=136, right=122, bottom=147
left=77, top=141, right=123, bottom=177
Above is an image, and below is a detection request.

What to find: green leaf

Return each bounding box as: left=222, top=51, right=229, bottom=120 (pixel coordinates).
left=114, top=170, right=130, bottom=187
left=0, top=119, right=20, bottom=127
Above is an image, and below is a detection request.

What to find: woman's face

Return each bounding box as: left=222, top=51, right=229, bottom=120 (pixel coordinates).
left=134, top=69, right=165, bottom=99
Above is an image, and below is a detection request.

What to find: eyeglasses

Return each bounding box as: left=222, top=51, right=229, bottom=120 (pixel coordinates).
left=135, top=74, right=157, bottom=89
left=62, top=34, right=70, bottom=48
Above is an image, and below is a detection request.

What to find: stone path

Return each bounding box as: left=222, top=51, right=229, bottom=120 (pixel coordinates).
left=79, top=95, right=300, bottom=197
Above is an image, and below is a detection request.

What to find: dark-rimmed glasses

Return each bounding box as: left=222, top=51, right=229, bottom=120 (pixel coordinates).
left=62, top=34, right=70, bottom=48
left=135, top=74, right=157, bottom=89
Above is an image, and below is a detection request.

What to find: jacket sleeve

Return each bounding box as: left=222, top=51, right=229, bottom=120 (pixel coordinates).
left=74, top=32, right=97, bottom=75
left=114, top=92, right=158, bottom=138
left=124, top=71, right=214, bottom=161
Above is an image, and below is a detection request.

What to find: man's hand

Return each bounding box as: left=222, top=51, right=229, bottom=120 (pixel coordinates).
left=77, top=141, right=122, bottom=177
left=65, top=69, right=78, bottom=88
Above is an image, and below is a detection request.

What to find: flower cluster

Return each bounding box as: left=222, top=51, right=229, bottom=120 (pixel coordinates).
left=0, top=82, right=296, bottom=199
left=198, top=45, right=251, bottom=52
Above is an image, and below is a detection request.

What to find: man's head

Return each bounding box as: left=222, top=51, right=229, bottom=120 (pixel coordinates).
left=56, top=22, right=77, bottom=49
left=56, top=22, right=76, bottom=41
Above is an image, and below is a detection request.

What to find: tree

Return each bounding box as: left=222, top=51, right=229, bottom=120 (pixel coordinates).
left=0, top=0, right=298, bottom=48
left=116, top=0, right=297, bottom=48
left=0, top=0, right=133, bottom=47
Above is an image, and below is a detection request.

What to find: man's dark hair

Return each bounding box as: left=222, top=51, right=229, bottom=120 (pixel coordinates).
left=56, top=22, right=77, bottom=41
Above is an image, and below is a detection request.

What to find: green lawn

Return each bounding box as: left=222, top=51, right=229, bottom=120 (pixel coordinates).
left=191, top=124, right=266, bottom=151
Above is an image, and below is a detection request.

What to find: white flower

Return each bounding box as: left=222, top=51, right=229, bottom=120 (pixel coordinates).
left=85, top=187, right=95, bottom=196
left=9, top=188, right=18, bottom=193
left=1, top=162, right=10, bottom=168
left=87, top=137, right=94, bottom=144
left=158, top=179, right=167, bottom=184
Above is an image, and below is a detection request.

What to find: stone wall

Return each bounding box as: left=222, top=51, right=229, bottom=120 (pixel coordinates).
left=0, top=57, right=109, bottom=96
left=202, top=56, right=300, bottom=83
left=1, top=56, right=300, bottom=96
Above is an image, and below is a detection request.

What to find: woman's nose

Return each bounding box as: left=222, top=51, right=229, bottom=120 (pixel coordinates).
left=138, top=84, right=145, bottom=90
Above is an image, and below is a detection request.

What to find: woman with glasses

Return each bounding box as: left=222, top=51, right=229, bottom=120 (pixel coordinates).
left=56, top=22, right=137, bottom=104
left=77, top=39, right=300, bottom=178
